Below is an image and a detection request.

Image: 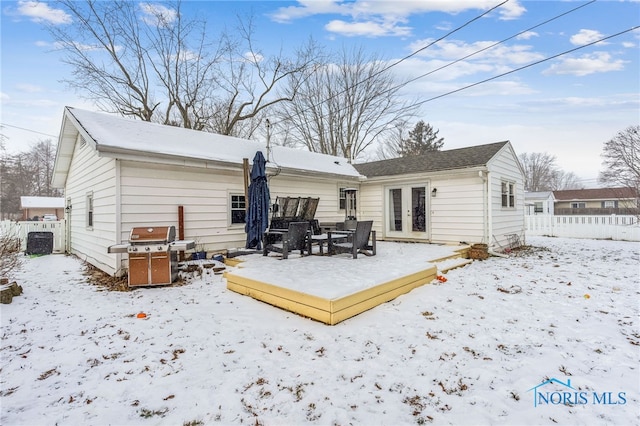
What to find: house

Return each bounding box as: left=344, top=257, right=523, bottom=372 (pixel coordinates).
left=353, top=141, right=525, bottom=250
left=52, top=107, right=362, bottom=276
left=52, top=107, right=525, bottom=277
left=20, top=196, right=65, bottom=221
left=553, top=187, right=639, bottom=215
left=524, top=191, right=555, bottom=215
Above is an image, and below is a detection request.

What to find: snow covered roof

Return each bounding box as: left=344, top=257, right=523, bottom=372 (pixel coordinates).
left=53, top=107, right=362, bottom=187
left=524, top=191, right=555, bottom=200
left=20, top=196, right=65, bottom=209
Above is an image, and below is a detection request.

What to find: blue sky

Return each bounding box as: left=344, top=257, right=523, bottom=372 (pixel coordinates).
left=1, top=1, right=639, bottom=185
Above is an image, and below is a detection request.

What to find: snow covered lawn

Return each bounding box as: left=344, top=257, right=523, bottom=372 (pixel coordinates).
left=1, top=236, right=638, bottom=425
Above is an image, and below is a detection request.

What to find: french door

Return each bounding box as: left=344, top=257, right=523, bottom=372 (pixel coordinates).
left=385, top=184, right=429, bottom=239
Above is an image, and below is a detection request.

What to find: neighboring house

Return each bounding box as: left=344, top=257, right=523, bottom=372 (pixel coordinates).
left=354, top=141, right=525, bottom=250
left=52, top=107, right=362, bottom=276
left=20, top=196, right=65, bottom=220
left=524, top=191, right=555, bottom=215
left=553, top=187, right=639, bottom=215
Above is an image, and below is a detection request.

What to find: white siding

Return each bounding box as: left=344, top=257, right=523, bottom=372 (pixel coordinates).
left=358, top=184, right=384, bottom=236
left=118, top=161, right=358, bottom=258
left=65, top=134, right=118, bottom=274
left=430, top=173, right=486, bottom=244
left=359, top=172, right=486, bottom=244
left=487, top=145, right=525, bottom=249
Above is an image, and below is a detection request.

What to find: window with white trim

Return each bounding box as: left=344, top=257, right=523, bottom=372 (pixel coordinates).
left=86, top=192, right=94, bottom=229
left=230, top=194, right=246, bottom=225
left=571, top=202, right=586, bottom=209
left=501, top=181, right=515, bottom=208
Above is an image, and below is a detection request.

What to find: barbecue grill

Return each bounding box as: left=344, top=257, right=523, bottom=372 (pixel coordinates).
left=108, top=226, right=194, bottom=287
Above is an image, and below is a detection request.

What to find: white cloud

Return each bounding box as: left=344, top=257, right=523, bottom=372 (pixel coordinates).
left=570, top=29, right=607, bottom=46
left=15, top=83, right=43, bottom=93
left=325, top=19, right=411, bottom=37
left=516, top=31, right=538, bottom=40
left=407, top=38, right=544, bottom=68
left=243, top=51, right=264, bottom=63
left=269, top=0, right=526, bottom=36
left=543, top=52, right=626, bottom=76
left=16, top=0, right=71, bottom=24
left=139, top=3, right=177, bottom=26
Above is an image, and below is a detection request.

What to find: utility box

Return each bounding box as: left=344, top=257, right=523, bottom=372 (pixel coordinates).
left=25, top=232, right=54, bottom=255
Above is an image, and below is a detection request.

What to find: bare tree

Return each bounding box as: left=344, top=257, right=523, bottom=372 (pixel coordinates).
left=519, top=152, right=582, bottom=191
left=376, top=120, right=409, bottom=160
left=599, top=125, right=640, bottom=192
left=206, top=17, right=322, bottom=138
left=548, top=169, right=582, bottom=191
left=48, top=1, right=320, bottom=137
left=275, top=46, right=418, bottom=161
left=27, top=140, right=61, bottom=197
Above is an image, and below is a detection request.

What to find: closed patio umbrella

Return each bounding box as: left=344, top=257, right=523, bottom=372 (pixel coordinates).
left=245, top=151, right=270, bottom=250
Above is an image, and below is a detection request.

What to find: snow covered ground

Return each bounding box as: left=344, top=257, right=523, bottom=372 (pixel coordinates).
left=1, top=236, right=638, bottom=425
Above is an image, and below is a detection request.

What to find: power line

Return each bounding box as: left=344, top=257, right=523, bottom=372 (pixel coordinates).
left=0, top=123, right=58, bottom=139
left=269, top=0, right=511, bottom=128
left=359, top=24, right=639, bottom=142
left=415, top=25, right=640, bottom=107
left=396, top=0, right=597, bottom=93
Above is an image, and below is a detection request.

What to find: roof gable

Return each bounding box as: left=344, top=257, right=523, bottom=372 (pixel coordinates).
left=354, top=141, right=510, bottom=178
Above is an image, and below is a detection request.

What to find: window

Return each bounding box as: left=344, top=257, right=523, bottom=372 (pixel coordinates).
left=86, top=192, right=94, bottom=229
left=534, top=202, right=543, bottom=213
left=603, top=200, right=616, bottom=208
left=230, top=194, right=246, bottom=225
left=501, top=181, right=515, bottom=208
left=571, top=202, right=586, bottom=209
left=339, top=187, right=347, bottom=210
left=339, top=186, right=357, bottom=212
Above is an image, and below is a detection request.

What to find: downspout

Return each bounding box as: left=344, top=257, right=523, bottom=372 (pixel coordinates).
left=115, top=159, right=123, bottom=277
left=485, top=170, right=493, bottom=247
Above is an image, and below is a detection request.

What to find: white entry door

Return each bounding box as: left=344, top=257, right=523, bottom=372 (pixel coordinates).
left=385, top=184, right=429, bottom=239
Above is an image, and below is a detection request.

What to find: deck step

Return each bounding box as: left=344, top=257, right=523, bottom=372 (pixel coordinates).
left=434, top=257, right=474, bottom=274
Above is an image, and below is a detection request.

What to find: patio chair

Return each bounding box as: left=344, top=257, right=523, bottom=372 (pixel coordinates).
left=263, top=221, right=311, bottom=259
left=327, top=220, right=376, bottom=259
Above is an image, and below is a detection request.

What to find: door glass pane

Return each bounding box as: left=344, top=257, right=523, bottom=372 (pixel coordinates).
left=412, top=187, right=426, bottom=232
left=389, top=188, right=403, bottom=231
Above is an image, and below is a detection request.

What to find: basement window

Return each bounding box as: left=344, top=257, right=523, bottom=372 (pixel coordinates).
left=501, top=181, right=515, bottom=208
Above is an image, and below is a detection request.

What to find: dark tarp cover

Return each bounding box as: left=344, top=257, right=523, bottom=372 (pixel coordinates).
left=245, top=151, right=270, bottom=249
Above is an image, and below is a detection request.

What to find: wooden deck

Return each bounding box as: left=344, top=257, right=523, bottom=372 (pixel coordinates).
left=225, top=243, right=470, bottom=325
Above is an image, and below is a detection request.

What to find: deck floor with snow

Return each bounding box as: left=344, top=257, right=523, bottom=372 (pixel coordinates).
left=225, top=242, right=471, bottom=325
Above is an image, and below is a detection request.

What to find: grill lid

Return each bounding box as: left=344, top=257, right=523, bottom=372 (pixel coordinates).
left=129, top=226, right=176, bottom=244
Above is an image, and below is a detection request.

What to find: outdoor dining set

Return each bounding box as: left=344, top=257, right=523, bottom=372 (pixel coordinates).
left=261, top=196, right=376, bottom=259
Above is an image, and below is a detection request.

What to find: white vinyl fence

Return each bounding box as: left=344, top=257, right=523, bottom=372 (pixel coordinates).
left=525, top=215, right=640, bottom=242
left=0, top=220, right=66, bottom=253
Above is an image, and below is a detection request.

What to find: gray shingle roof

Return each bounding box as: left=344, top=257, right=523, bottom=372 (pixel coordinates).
left=354, top=141, right=509, bottom=178
left=553, top=187, right=638, bottom=201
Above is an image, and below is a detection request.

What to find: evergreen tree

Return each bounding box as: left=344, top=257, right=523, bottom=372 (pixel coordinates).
left=400, top=121, right=444, bottom=156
